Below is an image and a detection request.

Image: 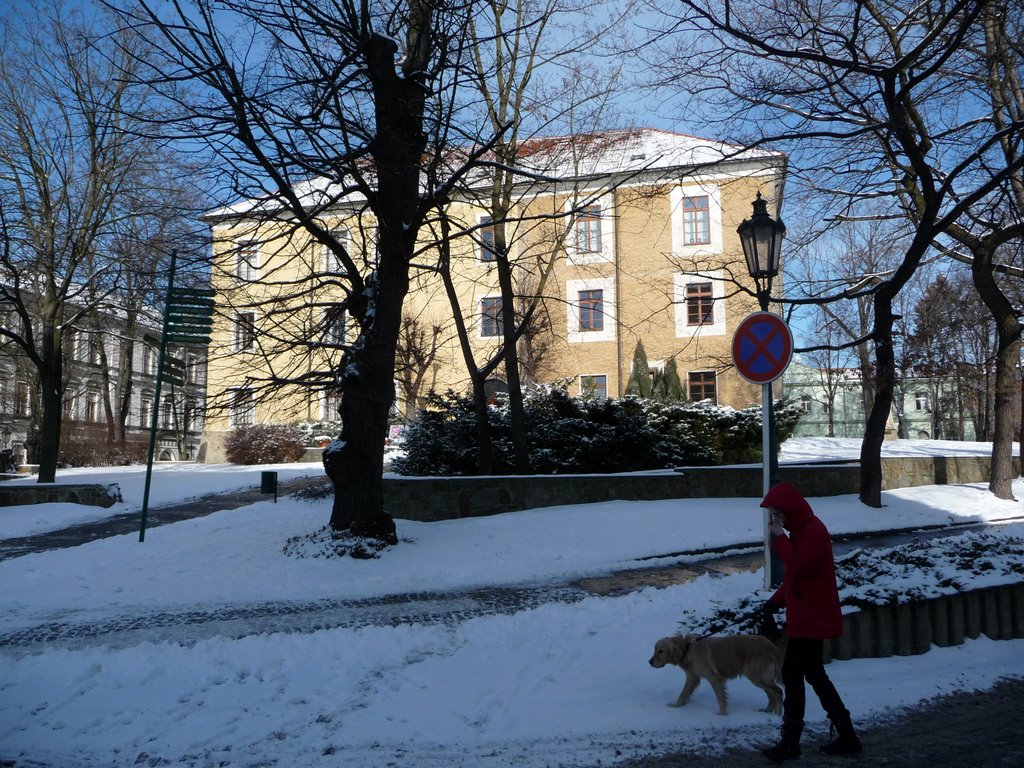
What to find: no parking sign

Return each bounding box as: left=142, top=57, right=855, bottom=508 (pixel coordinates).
left=731, top=312, right=793, bottom=384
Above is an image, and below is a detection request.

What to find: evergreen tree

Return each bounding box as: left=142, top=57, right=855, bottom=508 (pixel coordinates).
left=625, top=341, right=653, bottom=398
left=652, top=357, right=685, bottom=400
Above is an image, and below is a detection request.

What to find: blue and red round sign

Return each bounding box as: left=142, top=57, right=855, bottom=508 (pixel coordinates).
left=732, top=311, right=793, bottom=384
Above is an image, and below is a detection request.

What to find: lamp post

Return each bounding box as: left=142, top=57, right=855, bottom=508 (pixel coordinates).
left=737, top=192, right=786, bottom=588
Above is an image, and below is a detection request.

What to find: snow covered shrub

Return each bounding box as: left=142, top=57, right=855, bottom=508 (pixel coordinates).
left=294, top=420, right=343, bottom=446
left=394, top=387, right=710, bottom=475
left=225, top=424, right=305, bottom=464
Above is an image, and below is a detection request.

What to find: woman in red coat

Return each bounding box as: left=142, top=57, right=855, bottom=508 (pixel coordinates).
left=759, top=482, right=861, bottom=761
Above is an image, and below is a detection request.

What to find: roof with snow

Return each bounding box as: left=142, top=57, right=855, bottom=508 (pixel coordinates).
left=203, top=128, right=785, bottom=222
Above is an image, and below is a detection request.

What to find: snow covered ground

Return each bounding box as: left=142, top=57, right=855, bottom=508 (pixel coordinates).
left=1, top=437, right=1023, bottom=768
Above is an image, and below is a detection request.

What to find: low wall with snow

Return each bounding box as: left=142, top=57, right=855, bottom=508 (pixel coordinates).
left=382, top=455, right=1020, bottom=522
left=0, top=483, right=122, bottom=508
left=821, top=582, right=1024, bottom=663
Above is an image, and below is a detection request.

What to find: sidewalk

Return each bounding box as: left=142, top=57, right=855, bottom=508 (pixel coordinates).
left=0, top=474, right=327, bottom=562
left=611, top=676, right=1024, bottom=767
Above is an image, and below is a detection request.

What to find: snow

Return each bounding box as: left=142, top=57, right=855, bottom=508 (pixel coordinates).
left=2, top=437, right=1023, bottom=767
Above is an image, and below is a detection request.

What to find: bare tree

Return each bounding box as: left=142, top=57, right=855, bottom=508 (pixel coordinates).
left=395, top=313, right=443, bottom=420
left=119, top=0, right=506, bottom=543
left=0, top=5, right=184, bottom=481
left=646, top=0, right=1024, bottom=505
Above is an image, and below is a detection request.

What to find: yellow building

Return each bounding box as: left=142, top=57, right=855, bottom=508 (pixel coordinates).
left=199, top=128, right=786, bottom=462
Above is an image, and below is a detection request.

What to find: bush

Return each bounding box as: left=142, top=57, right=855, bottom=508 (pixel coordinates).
left=225, top=423, right=306, bottom=464
left=391, top=386, right=803, bottom=476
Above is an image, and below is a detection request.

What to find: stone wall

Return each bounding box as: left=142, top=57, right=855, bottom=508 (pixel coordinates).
left=0, top=483, right=121, bottom=508
left=382, top=455, right=1021, bottom=522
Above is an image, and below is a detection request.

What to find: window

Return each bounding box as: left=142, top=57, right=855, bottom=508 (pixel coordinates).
left=140, top=397, right=153, bottom=427
left=323, top=229, right=349, bottom=273
left=577, top=289, right=604, bottom=332
left=184, top=399, right=197, bottom=432
left=575, top=206, right=602, bottom=253
left=479, top=215, right=497, bottom=262
left=186, top=354, right=199, bottom=385
left=480, top=297, right=503, bottom=337
left=682, top=195, right=711, bottom=245
left=230, top=389, right=255, bottom=426
left=567, top=278, right=615, bottom=343
left=322, top=388, right=342, bottom=421
left=324, top=308, right=346, bottom=346
left=580, top=374, right=608, bottom=399
left=915, top=393, right=930, bottom=412
left=235, top=243, right=259, bottom=281
left=15, top=382, right=31, bottom=416
left=688, top=371, right=717, bottom=403
left=162, top=396, right=174, bottom=429
left=85, top=392, right=100, bottom=423
left=800, top=395, right=813, bottom=413
left=566, top=197, right=612, bottom=263
left=142, top=344, right=156, bottom=376
left=88, top=334, right=103, bottom=365
left=674, top=272, right=725, bottom=337
left=234, top=312, right=256, bottom=352
left=686, top=282, right=714, bottom=326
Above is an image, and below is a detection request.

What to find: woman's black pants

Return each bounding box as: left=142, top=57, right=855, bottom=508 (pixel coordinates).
left=781, top=637, right=847, bottom=722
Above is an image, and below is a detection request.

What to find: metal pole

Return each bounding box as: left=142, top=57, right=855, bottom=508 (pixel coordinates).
left=139, top=250, right=178, bottom=542
left=761, top=383, right=772, bottom=590
left=759, top=288, right=784, bottom=589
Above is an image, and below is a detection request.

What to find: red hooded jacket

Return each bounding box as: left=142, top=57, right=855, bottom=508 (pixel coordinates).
left=762, top=483, right=843, bottom=640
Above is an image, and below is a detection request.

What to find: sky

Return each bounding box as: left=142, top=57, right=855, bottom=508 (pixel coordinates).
left=2, top=437, right=1024, bottom=767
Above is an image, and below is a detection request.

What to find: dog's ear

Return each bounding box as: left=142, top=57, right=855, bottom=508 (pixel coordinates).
left=669, top=635, right=691, bottom=663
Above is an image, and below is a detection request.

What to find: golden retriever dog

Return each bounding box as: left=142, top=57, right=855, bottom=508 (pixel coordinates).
left=648, top=634, right=783, bottom=716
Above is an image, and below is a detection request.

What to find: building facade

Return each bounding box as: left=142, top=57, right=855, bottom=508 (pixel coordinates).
left=783, top=357, right=984, bottom=441
left=0, top=306, right=207, bottom=468
left=199, top=129, right=787, bottom=462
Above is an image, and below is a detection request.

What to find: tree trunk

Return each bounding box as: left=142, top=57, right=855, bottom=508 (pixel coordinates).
left=860, top=289, right=896, bottom=507
left=492, top=200, right=530, bottom=474
left=36, top=365, right=62, bottom=483
left=971, top=243, right=1020, bottom=500
left=323, top=28, right=431, bottom=543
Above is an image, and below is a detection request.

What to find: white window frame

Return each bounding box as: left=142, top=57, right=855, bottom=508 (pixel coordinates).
left=228, top=388, right=255, bottom=427
left=674, top=271, right=726, bottom=337
left=321, top=388, right=343, bottom=421
left=670, top=184, right=723, bottom=256
left=139, top=395, right=153, bottom=427
left=235, top=242, right=259, bottom=282
left=323, top=308, right=347, bottom=346
left=579, top=373, right=608, bottom=399
left=565, top=194, right=614, bottom=264
left=479, top=295, right=503, bottom=338
left=688, top=370, right=718, bottom=404
left=234, top=312, right=257, bottom=353
left=566, top=277, right=615, bottom=343
left=478, top=214, right=497, bottom=262
left=322, top=229, right=349, bottom=274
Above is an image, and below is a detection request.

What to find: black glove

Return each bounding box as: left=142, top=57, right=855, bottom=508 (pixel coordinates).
left=756, top=600, right=781, bottom=639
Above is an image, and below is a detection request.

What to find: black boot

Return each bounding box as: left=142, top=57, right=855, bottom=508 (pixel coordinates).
left=762, top=717, right=803, bottom=762
left=819, top=709, right=862, bottom=755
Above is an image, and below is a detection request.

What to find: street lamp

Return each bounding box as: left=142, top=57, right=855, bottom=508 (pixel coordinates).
left=737, top=192, right=785, bottom=310
left=737, top=192, right=786, bottom=588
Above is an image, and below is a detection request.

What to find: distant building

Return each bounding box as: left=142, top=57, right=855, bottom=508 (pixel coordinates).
left=0, top=304, right=206, bottom=467
left=783, top=356, right=982, bottom=441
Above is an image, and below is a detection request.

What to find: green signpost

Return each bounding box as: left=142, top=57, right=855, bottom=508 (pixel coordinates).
left=139, top=251, right=215, bottom=542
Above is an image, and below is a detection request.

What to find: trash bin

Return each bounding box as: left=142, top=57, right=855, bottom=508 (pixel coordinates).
left=260, top=470, right=279, bottom=501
